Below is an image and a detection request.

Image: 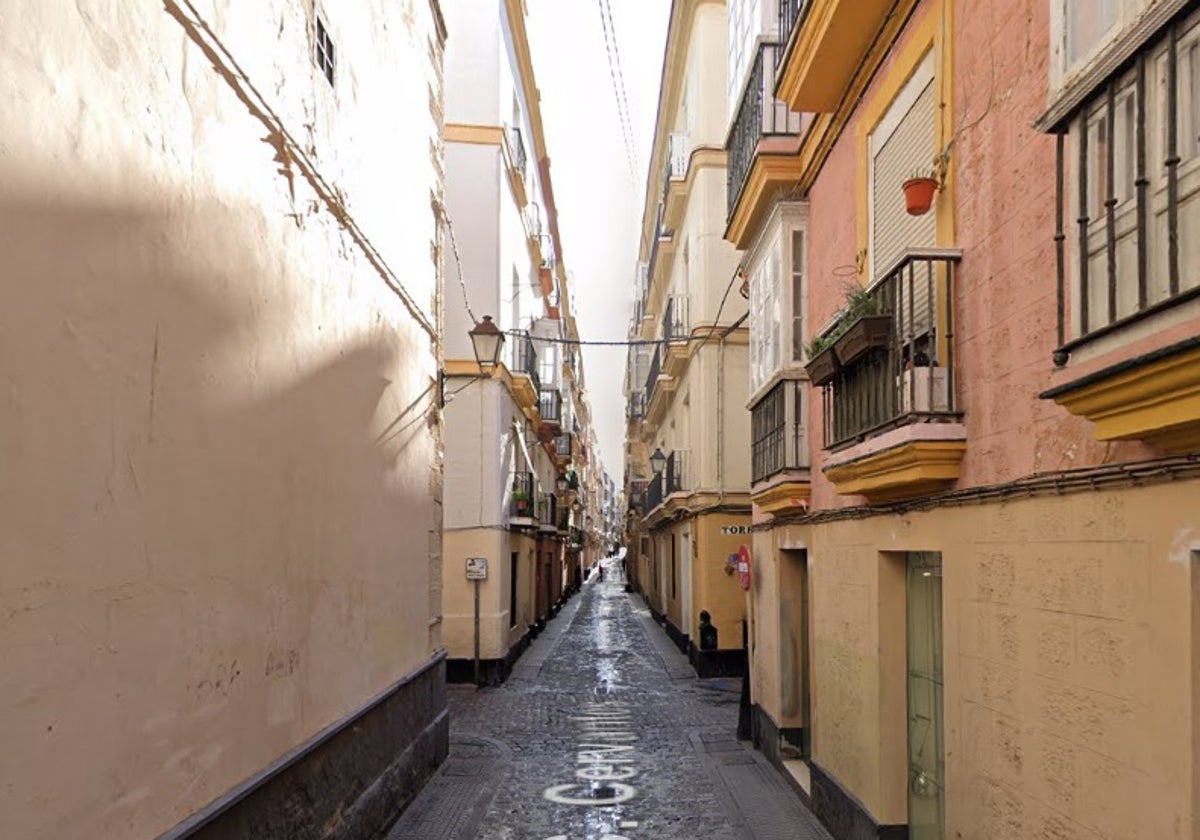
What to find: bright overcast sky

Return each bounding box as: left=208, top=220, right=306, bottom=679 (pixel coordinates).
left=525, top=0, right=671, bottom=483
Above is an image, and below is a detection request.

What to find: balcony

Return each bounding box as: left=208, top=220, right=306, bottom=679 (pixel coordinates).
left=553, top=431, right=573, bottom=466
left=662, top=132, right=689, bottom=224
left=774, top=0, right=895, bottom=113
left=627, top=391, right=646, bottom=424
left=750, top=380, right=812, bottom=513
left=664, top=450, right=689, bottom=496
left=726, top=42, right=808, bottom=248
left=508, top=330, right=540, bottom=411
left=1039, top=13, right=1200, bottom=455
left=537, top=492, right=557, bottom=533
left=538, top=386, right=562, bottom=427
left=643, top=345, right=661, bottom=409
left=819, top=249, right=966, bottom=503
left=510, top=472, right=535, bottom=524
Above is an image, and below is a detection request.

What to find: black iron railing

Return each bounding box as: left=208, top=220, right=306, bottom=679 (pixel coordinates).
left=539, top=386, right=563, bottom=425
left=511, top=472, right=535, bottom=519
left=751, top=380, right=806, bottom=483
left=556, top=504, right=571, bottom=533
left=511, top=331, right=540, bottom=393
left=820, top=250, right=962, bottom=450
left=627, top=391, right=646, bottom=423
left=537, top=491, right=557, bottom=530
left=1050, top=11, right=1200, bottom=360
left=508, top=125, right=527, bottom=177
left=728, top=42, right=807, bottom=221
left=645, top=471, right=663, bottom=514
left=662, top=295, right=689, bottom=343
left=776, top=0, right=809, bottom=74
left=554, top=432, right=572, bottom=458
left=665, top=450, right=689, bottom=494
left=644, top=345, right=662, bottom=407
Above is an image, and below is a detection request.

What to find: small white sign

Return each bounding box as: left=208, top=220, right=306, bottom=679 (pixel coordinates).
left=721, top=525, right=752, bottom=535
left=465, top=557, right=488, bottom=580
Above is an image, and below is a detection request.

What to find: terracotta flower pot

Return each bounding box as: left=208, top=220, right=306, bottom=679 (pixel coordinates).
left=902, top=177, right=938, bottom=216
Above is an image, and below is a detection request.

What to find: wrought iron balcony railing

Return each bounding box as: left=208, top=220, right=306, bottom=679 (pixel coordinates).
left=537, top=491, right=557, bottom=530
left=665, top=450, right=689, bottom=495
left=627, top=391, right=646, bottom=423
left=510, top=472, right=535, bottom=519
left=662, top=295, right=689, bottom=344
left=644, top=345, right=662, bottom=408
left=751, top=380, right=807, bottom=484
left=1049, top=10, right=1200, bottom=357
left=776, top=0, right=809, bottom=74
left=554, top=432, right=572, bottom=458
left=539, top=386, right=563, bottom=425
left=644, top=471, right=663, bottom=514
left=819, top=250, right=962, bottom=450
left=728, top=42, right=807, bottom=221
left=510, top=330, right=540, bottom=393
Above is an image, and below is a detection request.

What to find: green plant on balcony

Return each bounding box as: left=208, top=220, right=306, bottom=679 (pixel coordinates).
left=832, top=283, right=892, bottom=368
left=804, top=333, right=840, bottom=387
left=512, top=490, right=531, bottom=515
left=805, top=284, right=893, bottom=386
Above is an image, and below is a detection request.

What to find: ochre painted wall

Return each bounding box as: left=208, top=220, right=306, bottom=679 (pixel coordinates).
left=754, top=482, right=1196, bottom=838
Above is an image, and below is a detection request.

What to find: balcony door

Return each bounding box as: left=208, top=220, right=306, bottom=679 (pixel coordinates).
left=906, top=551, right=945, bottom=840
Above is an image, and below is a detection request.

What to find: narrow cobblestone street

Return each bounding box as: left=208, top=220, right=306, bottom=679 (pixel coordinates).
left=387, top=563, right=831, bottom=840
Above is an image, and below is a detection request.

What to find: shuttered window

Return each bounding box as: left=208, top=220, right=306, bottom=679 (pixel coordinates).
left=870, top=53, right=937, bottom=344
left=870, top=69, right=937, bottom=280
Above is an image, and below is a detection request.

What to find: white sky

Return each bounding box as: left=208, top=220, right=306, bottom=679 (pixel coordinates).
left=524, top=0, right=671, bottom=482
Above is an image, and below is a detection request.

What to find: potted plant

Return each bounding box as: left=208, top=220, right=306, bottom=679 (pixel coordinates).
left=512, top=489, right=531, bottom=516
left=903, top=166, right=939, bottom=216
left=803, top=333, right=840, bottom=387
left=832, top=285, right=892, bottom=367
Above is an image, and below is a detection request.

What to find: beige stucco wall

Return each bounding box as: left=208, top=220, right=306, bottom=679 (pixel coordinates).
left=692, top=512, right=751, bottom=648
left=0, top=2, right=444, bottom=838
left=753, top=482, right=1197, bottom=838
left=443, top=528, right=539, bottom=659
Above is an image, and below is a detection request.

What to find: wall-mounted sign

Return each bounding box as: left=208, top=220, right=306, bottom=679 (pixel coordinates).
left=736, top=545, right=752, bottom=591
left=721, top=525, right=752, bottom=535
left=465, top=557, right=488, bottom=580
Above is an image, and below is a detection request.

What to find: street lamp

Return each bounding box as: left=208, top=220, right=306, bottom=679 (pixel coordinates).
left=468, top=315, right=505, bottom=372
left=649, top=447, right=667, bottom=475
left=441, top=316, right=506, bottom=407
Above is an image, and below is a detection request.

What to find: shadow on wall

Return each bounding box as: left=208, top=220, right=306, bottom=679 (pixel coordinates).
left=0, top=183, right=437, bottom=838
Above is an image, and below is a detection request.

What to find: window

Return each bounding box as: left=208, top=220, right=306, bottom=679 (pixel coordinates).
left=869, top=51, right=936, bottom=279
left=315, top=16, right=335, bottom=88
left=1063, top=8, right=1200, bottom=339
left=1065, top=0, right=1120, bottom=67
left=749, top=242, right=782, bottom=394
left=791, top=229, right=805, bottom=362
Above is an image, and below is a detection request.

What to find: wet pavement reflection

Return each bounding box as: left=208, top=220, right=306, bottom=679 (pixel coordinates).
left=387, top=560, right=831, bottom=840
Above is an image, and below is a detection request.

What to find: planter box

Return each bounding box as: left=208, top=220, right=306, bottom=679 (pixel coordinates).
left=833, top=315, right=892, bottom=367
left=804, top=346, right=839, bottom=386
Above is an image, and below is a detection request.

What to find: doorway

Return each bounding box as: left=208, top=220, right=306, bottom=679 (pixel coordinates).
left=906, top=551, right=944, bottom=840
left=779, top=549, right=810, bottom=758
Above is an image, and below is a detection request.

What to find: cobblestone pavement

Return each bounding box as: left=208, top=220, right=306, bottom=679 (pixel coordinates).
left=385, top=564, right=832, bottom=840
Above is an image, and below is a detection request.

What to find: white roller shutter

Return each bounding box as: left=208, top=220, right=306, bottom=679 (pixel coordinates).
left=870, top=54, right=937, bottom=341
